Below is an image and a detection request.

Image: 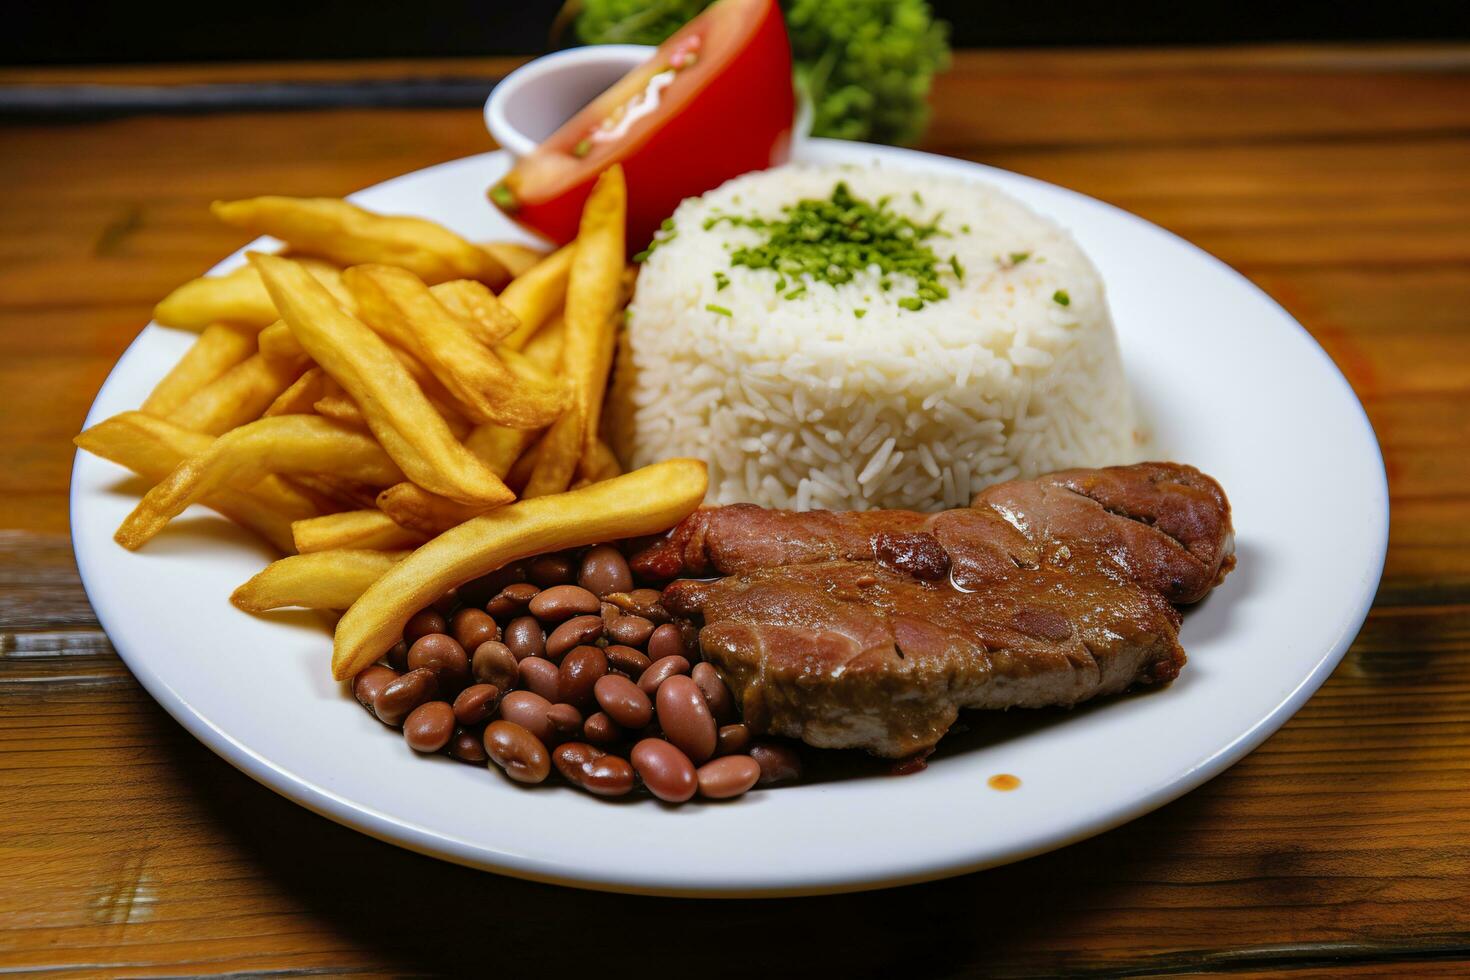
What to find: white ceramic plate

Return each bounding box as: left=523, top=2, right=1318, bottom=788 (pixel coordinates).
left=71, top=141, right=1388, bottom=896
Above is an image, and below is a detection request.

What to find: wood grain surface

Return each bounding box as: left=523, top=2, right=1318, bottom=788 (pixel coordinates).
left=2, top=45, right=1467, bottom=978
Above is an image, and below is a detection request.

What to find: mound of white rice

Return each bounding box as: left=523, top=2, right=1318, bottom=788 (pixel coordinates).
left=610, top=162, right=1140, bottom=511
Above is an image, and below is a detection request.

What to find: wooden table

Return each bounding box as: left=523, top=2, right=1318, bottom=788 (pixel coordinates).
left=3, top=45, right=1467, bottom=977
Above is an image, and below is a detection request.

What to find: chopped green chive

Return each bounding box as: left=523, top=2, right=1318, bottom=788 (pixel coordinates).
left=488, top=184, right=517, bottom=212
left=1053, top=289, right=1071, bottom=306
left=898, top=297, right=924, bottom=311
left=854, top=308, right=867, bottom=318
left=911, top=191, right=923, bottom=205
left=950, top=255, right=965, bottom=280
left=713, top=271, right=729, bottom=291
left=571, top=139, right=592, bottom=158
left=1010, top=251, right=1031, bottom=265
left=705, top=303, right=732, bottom=317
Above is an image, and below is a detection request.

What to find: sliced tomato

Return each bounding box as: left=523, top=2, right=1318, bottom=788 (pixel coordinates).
left=489, top=0, right=794, bottom=250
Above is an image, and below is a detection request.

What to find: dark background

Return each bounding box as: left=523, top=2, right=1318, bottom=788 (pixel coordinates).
left=5, top=0, right=1466, bottom=65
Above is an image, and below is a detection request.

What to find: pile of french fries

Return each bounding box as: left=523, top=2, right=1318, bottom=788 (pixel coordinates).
left=75, top=164, right=710, bottom=681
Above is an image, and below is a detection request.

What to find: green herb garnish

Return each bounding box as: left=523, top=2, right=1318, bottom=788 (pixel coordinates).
left=855, top=308, right=867, bottom=318
left=1010, top=251, right=1030, bottom=265
left=489, top=184, right=517, bottom=212
left=713, top=270, right=729, bottom=291
left=572, top=139, right=592, bottom=158
left=1053, top=289, right=1071, bottom=306
left=705, top=303, right=732, bottom=317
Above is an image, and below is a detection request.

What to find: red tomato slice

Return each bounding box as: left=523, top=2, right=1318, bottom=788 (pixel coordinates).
left=488, top=0, right=794, bottom=250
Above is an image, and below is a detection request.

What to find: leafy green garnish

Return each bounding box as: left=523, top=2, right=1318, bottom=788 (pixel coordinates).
left=1053, top=289, right=1071, bottom=306
left=705, top=303, right=733, bottom=317
left=713, top=270, right=729, bottom=291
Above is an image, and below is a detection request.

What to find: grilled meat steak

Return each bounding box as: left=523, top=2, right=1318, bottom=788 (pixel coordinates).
left=634, top=463, right=1235, bottom=758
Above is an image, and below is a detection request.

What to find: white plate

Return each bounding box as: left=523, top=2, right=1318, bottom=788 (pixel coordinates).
left=71, top=141, right=1388, bottom=896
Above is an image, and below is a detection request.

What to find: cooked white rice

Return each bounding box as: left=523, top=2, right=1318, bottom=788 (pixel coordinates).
left=609, top=161, right=1140, bottom=511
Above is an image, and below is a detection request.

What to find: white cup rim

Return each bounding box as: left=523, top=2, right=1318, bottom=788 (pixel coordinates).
left=485, top=44, right=655, bottom=159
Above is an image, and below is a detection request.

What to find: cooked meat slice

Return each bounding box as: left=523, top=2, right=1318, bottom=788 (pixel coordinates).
left=641, top=462, right=1235, bottom=758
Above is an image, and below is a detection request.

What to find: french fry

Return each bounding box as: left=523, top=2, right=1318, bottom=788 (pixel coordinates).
left=252, top=254, right=515, bottom=507
left=585, top=439, right=623, bottom=482
left=264, top=366, right=329, bottom=417
left=292, top=509, right=425, bottom=554
left=345, top=264, right=565, bottom=430
left=373, top=421, right=542, bottom=535
left=499, top=244, right=574, bottom=350
left=256, top=320, right=300, bottom=362
left=74, top=412, right=317, bottom=553
left=167, top=350, right=309, bottom=435
left=153, top=258, right=346, bottom=331
left=213, top=197, right=509, bottom=287
left=521, top=411, right=581, bottom=498
left=313, top=393, right=370, bottom=430
left=140, top=322, right=257, bottom=417
left=232, top=549, right=409, bottom=612
left=519, top=313, right=565, bottom=373
left=505, top=434, right=543, bottom=492
left=115, top=415, right=404, bottom=550
left=481, top=241, right=547, bottom=278
left=430, top=279, right=519, bottom=347
left=332, top=459, right=708, bottom=679
left=290, top=474, right=383, bottom=512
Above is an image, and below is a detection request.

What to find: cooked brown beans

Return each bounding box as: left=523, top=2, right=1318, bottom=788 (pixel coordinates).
left=517, top=656, right=561, bottom=702
left=578, top=544, right=633, bottom=598
left=594, top=673, right=653, bottom=729
left=749, top=741, right=803, bottom=785
left=487, top=582, right=539, bottom=619
left=451, top=607, right=499, bottom=652
left=554, top=742, right=635, bottom=797
left=715, top=723, right=751, bottom=757
left=528, top=584, right=600, bottom=622
left=456, top=568, right=518, bottom=610
left=385, top=640, right=409, bottom=671
left=604, top=644, right=650, bottom=679
left=403, top=701, right=455, bottom=753
left=448, top=728, right=488, bottom=764
left=353, top=665, right=398, bottom=712
left=502, top=615, right=546, bottom=661
left=583, top=712, right=622, bottom=746
left=646, top=623, right=686, bottom=661
left=407, top=633, right=471, bottom=693
left=607, top=615, right=655, bottom=647
left=696, top=755, right=761, bottom=799
left=452, top=683, right=500, bottom=726
left=546, top=614, right=604, bottom=660
left=403, top=607, right=448, bottom=644
left=430, top=588, right=459, bottom=616
left=605, top=588, right=670, bottom=623
left=484, top=720, right=549, bottom=784
left=692, top=662, right=736, bottom=724
left=558, top=646, right=608, bottom=709
left=498, top=690, right=556, bottom=743
left=373, top=668, right=439, bottom=726
left=637, top=654, right=690, bottom=697
left=655, top=675, right=717, bottom=763
left=471, top=640, right=519, bottom=690
left=546, top=702, right=584, bottom=742
left=631, top=738, right=697, bottom=803
left=529, top=553, right=576, bottom=587
left=600, top=601, right=621, bottom=627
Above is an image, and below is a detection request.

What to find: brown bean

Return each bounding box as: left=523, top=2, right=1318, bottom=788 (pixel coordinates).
left=692, top=662, right=736, bottom=724
left=716, top=723, right=752, bottom=757
left=558, top=646, right=608, bottom=709
left=502, top=615, right=546, bottom=661
left=472, top=640, right=519, bottom=690
left=407, top=633, right=471, bottom=693
left=655, top=675, right=717, bottom=763
left=631, top=738, right=697, bottom=803
left=403, top=608, right=448, bottom=644
left=457, top=565, right=525, bottom=609
left=605, top=589, right=670, bottom=623
left=352, top=665, right=398, bottom=712
left=529, top=553, right=576, bottom=587
left=546, top=615, right=604, bottom=660
left=484, top=720, right=549, bottom=784
left=605, top=644, right=651, bottom=680
left=498, top=690, right=556, bottom=743
left=594, top=673, right=653, bottom=729
left=373, top=668, right=439, bottom=726
left=637, top=655, right=690, bottom=697
left=517, top=657, right=561, bottom=702
left=600, top=601, right=621, bottom=627
left=607, top=615, right=655, bottom=647
left=749, top=741, right=803, bottom=785
left=528, top=584, right=600, bottom=622
left=553, top=742, right=634, bottom=797
left=403, top=701, right=455, bottom=753
left=487, top=582, right=539, bottom=619
left=546, top=702, right=583, bottom=741
left=583, top=712, right=622, bottom=746
left=385, top=640, right=409, bottom=672
left=578, top=544, right=633, bottom=598
left=451, top=607, right=499, bottom=652
left=452, top=684, right=500, bottom=726
left=646, top=623, right=686, bottom=662
left=697, top=755, right=761, bottom=799
left=448, top=728, right=488, bottom=764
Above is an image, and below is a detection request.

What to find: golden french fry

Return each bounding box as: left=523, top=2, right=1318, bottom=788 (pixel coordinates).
left=292, top=509, right=425, bottom=553
left=481, top=241, right=547, bottom=278
left=264, top=366, right=329, bottom=417
left=252, top=254, right=514, bottom=506
left=466, top=423, right=540, bottom=477
left=430, top=279, right=520, bottom=347
left=521, top=411, right=580, bottom=498
left=256, top=320, right=300, bottom=362
left=519, top=313, right=565, bottom=373
left=153, top=258, right=346, bottom=331
left=344, top=264, right=565, bottom=430
left=505, top=434, right=543, bottom=492
left=214, top=197, right=508, bottom=287
left=115, top=414, right=404, bottom=550
left=499, top=244, right=573, bottom=350
left=313, top=393, right=370, bottom=430
left=375, top=482, right=485, bottom=536
left=290, top=474, right=383, bottom=512
left=74, top=412, right=317, bottom=553
left=232, top=549, right=409, bottom=612
left=332, top=459, right=707, bottom=679
left=140, top=322, right=257, bottom=417
left=167, top=350, right=309, bottom=435
left=586, top=440, right=623, bottom=482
